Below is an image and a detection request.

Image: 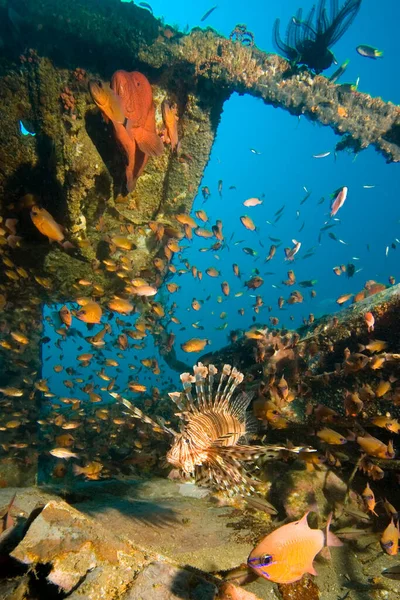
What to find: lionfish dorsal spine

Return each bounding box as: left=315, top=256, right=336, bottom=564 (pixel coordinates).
left=193, top=363, right=208, bottom=410
left=179, top=373, right=197, bottom=412
left=214, top=365, right=245, bottom=413
left=207, top=364, right=217, bottom=407
left=168, top=391, right=185, bottom=411
left=213, top=363, right=232, bottom=409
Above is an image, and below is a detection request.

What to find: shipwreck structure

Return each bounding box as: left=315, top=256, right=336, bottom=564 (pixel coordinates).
left=0, top=0, right=399, bottom=302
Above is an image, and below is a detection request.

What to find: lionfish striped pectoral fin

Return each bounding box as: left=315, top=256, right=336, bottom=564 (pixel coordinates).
left=195, top=447, right=260, bottom=496
left=262, top=443, right=317, bottom=457
left=109, top=392, right=177, bottom=436
left=217, top=443, right=316, bottom=462
left=216, top=445, right=265, bottom=462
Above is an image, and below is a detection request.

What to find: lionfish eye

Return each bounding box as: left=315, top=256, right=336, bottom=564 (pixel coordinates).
left=184, top=438, right=190, bottom=444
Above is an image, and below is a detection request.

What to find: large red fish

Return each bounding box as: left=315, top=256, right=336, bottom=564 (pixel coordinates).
left=248, top=512, right=342, bottom=584
left=111, top=71, right=163, bottom=151
left=93, top=71, right=164, bottom=192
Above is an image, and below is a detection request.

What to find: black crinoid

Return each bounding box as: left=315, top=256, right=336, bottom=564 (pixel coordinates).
left=273, top=0, right=362, bottom=73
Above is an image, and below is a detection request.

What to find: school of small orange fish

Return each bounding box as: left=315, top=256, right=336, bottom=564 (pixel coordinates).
left=1, top=68, right=400, bottom=592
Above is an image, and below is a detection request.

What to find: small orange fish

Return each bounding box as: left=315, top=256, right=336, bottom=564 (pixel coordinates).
left=10, top=331, right=29, bottom=345
left=357, top=433, right=394, bottom=459
left=287, top=270, right=296, bottom=283
left=89, top=80, right=125, bottom=123
left=360, top=339, right=388, bottom=353
left=195, top=210, right=208, bottom=222
left=287, top=290, right=303, bottom=304
left=59, top=305, right=72, bottom=328
left=167, top=238, right=181, bottom=253
left=248, top=512, right=342, bottom=584
left=161, top=99, right=179, bottom=151
left=132, top=285, right=158, bottom=297
left=206, top=267, right=220, bottom=278
left=344, top=391, right=363, bottom=417
left=77, top=353, right=94, bottom=362
left=362, top=482, right=378, bottom=516
left=110, top=235, right=133, bottom=250
left=371, top=416, right=400, bottom=434
left=364, top=312, right=374, bottom=332
left=175, top=214, right=197, bottom=228
left=221, top=281, right=230, bottom=296
left=245, top=276, right=264, bottom=289
left=240, top=215, right=256, bottom=231
left=151, top=302, right=165, bottom=318
left=232, top=263, right=240, bottom=278
left=154, top=257, right=165, bottom=271
left=191, top=299, right=201, bottom=311
left=75, top=301, right=102, bottom=324
left=30, top=206, right=64, bottom=243
left=128, top=382, right=147, bottom=393
left=376, top=379, right=391, bottom=398
left=195, top=227, right=214, bottom=238
left=370, top=355, right=386, bottom=370
left=336, top=293, right=353, bottom=305
left=381, top=518, right=399, bottom=556
left=73, top=461, right=103, bottom=480
left=317, top=427, right=347, bottom=445
left=181, top=338, right=211, bottom=353
left=167, top=283, right=180, bottom=293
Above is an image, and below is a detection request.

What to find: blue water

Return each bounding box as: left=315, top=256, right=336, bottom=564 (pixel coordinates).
left=44, top=0, right=400, bottom=397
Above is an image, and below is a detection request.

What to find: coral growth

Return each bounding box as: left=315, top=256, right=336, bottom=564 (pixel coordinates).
left=273, top=0, right=362, bottom=72
left=60, top=87, right=76, bottom=114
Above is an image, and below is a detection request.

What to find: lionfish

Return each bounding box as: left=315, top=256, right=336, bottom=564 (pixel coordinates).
left=113, top=363, right=311, bottom=495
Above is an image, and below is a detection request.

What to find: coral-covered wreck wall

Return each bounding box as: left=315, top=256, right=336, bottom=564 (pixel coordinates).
left=0, top=0, right=399, bottom=304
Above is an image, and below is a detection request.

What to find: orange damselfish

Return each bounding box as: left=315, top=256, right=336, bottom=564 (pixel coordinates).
left=30, top=206, right=64, bottom=243
left=248, top=512, right=342, bottom=584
